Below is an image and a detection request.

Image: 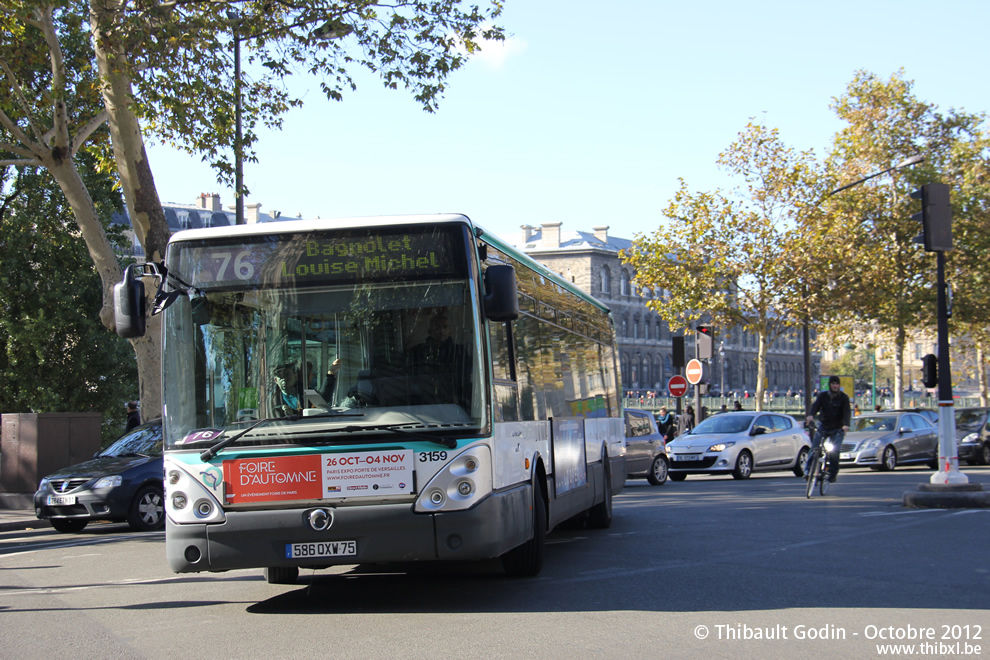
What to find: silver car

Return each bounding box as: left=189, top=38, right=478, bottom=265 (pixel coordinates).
left=839, top=412, right=938, bottom=470
left=665, top=411, right=810, bottom=480
left=624, top=408, right=668, bottom=485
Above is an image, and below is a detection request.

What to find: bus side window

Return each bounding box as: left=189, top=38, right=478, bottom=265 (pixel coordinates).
left=490, top=321, right=518, bottom=422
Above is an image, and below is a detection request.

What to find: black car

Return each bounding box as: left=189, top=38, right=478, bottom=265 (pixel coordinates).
left=956, top=407, right=990, bottom=466
left=34, top=419, right=164, bottom=533
left=887, top=407, right=939, bottom=426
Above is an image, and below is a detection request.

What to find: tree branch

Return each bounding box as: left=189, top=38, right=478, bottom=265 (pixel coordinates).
left=0, top=157, right=42, bottom=166
left=70, top=110, right=111, bottom=155
left=0, top=60, right=46, bottom=147
left=0, top=103, right=39, bottom=153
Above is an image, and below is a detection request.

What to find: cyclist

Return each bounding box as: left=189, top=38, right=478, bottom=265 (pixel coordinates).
left=805, top=375, right=851, bottom=483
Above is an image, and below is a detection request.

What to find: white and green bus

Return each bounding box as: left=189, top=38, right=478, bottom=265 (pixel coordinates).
left=115, top=214, right=624, bottom=582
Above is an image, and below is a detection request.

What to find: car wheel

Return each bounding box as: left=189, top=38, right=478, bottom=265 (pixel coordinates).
left=51, top=518, right=88, bottom=533
left=732, top=450, right=753, bottom=480
left=880, top=445, right=897, bottom=471
left=647, top=455, right=669, bottom=486
left=670, top=472, right=687, bottom=482
left=502, top=481, right=546, bottom=576
left=793, top=447, right=810, bottom=477
left=128, top=485, right=165, bottom=531
left=265, top=566, right=299, bottom=584
left=982, top=443, right=990, bottom=466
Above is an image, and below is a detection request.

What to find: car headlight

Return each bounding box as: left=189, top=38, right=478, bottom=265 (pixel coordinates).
left=861, top=439, right=880, bottom=450
left=38, top=478, right=49, bottom=491
left=93, top=475, right=123, bottom=489
left=960, top=433, right=978, bottom=445
left=708, top=441, right=735, bottom=452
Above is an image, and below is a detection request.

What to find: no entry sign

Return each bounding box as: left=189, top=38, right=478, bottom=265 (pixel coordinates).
left=685, top=359, right=704, bottom=385
left=667, top=375, right=688, bottom=397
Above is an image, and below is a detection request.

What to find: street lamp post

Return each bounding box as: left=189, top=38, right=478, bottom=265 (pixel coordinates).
left=719, top=341, right=725, bottom=399
left=226, top=14, right=353, bottom=225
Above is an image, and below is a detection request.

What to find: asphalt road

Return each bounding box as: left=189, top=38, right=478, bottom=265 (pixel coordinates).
left=1, top=466, right=988, bottom=659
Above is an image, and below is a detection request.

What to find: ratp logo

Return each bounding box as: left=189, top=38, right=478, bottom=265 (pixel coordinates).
left=199, top=467, right=223, bottom=490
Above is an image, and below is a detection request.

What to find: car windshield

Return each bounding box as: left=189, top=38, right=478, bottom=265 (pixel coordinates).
left=690, top=414, right=753, bottom=435
left=100, top=423, right=163, bottom=457
left=955, top=410, right=986, bottom=429
left=851, top=415, right=898, bottom=432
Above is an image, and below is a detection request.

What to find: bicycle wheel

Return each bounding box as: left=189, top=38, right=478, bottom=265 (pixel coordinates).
left=806, top=454, right=819, bottom=498
left=820, top=467, right=830, bottom=496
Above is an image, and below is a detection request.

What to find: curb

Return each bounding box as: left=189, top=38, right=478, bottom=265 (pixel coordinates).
left=0, top=517, right=49, bottom=533
left=903, top=484, right=990, bottom=509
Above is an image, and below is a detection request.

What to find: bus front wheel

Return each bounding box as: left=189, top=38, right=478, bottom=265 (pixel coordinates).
left=265, top=566, right=300, bottom=585
left=501, top=484, right=546, bottom=577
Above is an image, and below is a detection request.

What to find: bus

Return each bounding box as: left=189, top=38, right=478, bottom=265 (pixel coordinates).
left=114, top=214, right=624, bottom=582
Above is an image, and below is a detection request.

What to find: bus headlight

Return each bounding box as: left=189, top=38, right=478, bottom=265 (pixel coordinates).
left=164, top=457, right=225, bottom=524
left=415, top=445, right=492, bottom=513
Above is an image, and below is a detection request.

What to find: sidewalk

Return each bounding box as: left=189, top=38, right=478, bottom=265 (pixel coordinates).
left=0, top=508, right=48, bottom=532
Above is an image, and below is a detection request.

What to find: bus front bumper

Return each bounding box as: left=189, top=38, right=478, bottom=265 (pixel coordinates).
left=166, top=484, right=531, bottom=573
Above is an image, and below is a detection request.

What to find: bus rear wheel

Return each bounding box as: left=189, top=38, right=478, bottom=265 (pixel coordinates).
left=586, top=459, right=613, bottom=529
left=501, top=484, right=546, bottom=577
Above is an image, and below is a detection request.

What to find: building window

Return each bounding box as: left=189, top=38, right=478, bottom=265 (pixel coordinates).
left=600, top=266, right=611, bottom=294
left=620, top=270, right=630, bottom=296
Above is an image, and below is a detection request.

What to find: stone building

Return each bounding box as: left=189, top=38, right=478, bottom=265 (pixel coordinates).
left=512, top=222, right=815, bottom=397
left=112, top=193, right=284, bottom=258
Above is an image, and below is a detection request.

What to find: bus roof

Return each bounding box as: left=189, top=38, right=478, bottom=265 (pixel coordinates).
left=479, top=228, right=612, bottom=316
left=166, top=213, right=474, bottom=244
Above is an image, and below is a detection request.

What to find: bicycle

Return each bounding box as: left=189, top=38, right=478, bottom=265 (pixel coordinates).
left=805, top=423, right=837, bottom=498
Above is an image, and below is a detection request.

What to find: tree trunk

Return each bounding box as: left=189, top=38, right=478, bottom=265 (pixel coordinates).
left=91, top=0, right=172, bottom=417
left=892, top=326, right=906, bottom=409
left=978, top=343, right=988, bottom=408
left=46, top=159, right=121, bottom=328
left=755, top=333, right=767, bottom=411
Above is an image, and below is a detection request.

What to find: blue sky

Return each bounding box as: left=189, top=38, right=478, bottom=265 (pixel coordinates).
left=145, top=0, right=990, bottom=244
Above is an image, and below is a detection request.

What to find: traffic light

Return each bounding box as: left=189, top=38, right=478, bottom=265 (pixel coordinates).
left=921, top=353, right=938, bottom=388
left=696, top=324, right=713, bottom=359
left=910, top=183, right=953, bottom=252
left=671, top=336, right=685, bottom=368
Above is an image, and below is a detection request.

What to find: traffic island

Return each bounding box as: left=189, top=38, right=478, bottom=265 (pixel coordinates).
left=903, top=483, right=990, bottom=509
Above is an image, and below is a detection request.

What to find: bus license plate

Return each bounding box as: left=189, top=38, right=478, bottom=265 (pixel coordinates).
left=286, top=541, right=357, bottom=559
left=47, top=495, right=76, bottom=505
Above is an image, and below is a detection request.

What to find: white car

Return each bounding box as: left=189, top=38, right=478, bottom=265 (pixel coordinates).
left=666, top=411, right=810, bottom=480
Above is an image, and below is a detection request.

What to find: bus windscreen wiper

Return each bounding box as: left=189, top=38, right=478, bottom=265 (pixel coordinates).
left=333, top=423, right=458, bottom=449
left=198, top=411, right=364, bottom=461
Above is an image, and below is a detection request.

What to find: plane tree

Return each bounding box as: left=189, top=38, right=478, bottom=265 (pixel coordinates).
left=622, top=122, right=830, bottom=410
left=0, top=0, right=504, bottom=416
left=823, top=70, right=986, bottom=407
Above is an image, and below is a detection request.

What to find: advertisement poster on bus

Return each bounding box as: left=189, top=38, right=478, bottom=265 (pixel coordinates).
left=552, top=418, right=588, bottom=496
left=223, top=450, right=414, bottom=504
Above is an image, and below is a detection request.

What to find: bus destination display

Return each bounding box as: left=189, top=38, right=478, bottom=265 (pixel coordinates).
left=174, top=228, right=463, bottom=289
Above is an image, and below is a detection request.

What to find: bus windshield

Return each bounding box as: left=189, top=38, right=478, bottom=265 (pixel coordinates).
left=160, top=225, right=485, bottom=450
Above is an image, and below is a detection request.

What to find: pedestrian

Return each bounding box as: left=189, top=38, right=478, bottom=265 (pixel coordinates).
left=733, top=400, right=743, bottom=411
left=677, top=405, right=695, bottom=437
left=125, top=401, right=141, bottom=432
left=655, top=407, right=675, bottom=442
